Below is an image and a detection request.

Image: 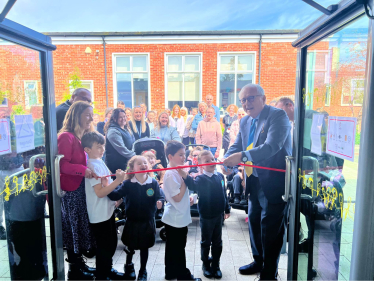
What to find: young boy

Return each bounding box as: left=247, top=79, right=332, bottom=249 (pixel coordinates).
left=177, top=150, right=231, bottom=279
left=81, top=131, right=126, bottom=280
left=161, top=141, right=201, bottom=281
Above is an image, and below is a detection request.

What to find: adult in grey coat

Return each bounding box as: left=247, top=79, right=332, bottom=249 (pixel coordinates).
left=223, top=84, right=291, bottom=280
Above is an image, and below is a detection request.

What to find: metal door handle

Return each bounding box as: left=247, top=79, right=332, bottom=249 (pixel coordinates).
left=29, top=154, right=48, bottom=197
left=282, top=156, right=294, bottom=202
left=54, top=154, right=65, bottom=197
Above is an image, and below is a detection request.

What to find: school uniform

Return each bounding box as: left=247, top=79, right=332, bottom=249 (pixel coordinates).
left=162, top=169, right=193, bottom=280
left=107, top=176, right=163, bottom=250
left=85, top=158, right=118, bottom=279
left=183, top=170, right=230, bottom=267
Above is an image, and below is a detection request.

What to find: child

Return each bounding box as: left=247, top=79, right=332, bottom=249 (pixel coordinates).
left=107, top=155, right=163, bottom=281
left=81, top=131, right=126, bottom=280
left=142, top=150, right=165, bottom=188
left=186, top=146, right=203, bottom=178
left=161, top=141, right=201, bottom=281
left=177, top=150, right=231, bottom=279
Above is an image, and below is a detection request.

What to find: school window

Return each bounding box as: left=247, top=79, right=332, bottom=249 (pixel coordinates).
left=166, top=54, right=201, bottom=110
left=342, top=79, right=364, bottom=106
left=69, top=80, right=94, bottom=102
left=218, top=53, right=255, bottom=110
left=24, top=81, right=39, bottom=108
left=114, top=54, right=149, bottom=109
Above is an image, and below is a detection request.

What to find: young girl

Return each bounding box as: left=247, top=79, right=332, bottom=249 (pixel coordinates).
left=142, top=150, right=165, bottom=188
left=107, top=156, right=163, bottom=281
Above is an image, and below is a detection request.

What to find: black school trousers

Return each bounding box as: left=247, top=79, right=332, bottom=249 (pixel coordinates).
left=90, top=214, right=117, bottom=277
left=164, top=224, right=192, bottom=280
left=247, top=175, right=288, bottom=280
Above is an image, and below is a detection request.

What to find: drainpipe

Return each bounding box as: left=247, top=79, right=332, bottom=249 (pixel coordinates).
left=102, top=36, right=109, bottom=108
left=258, top=34, right=262, bottom=85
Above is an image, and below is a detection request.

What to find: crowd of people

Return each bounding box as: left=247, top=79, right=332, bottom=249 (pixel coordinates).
left=55, top=85, right=294, bottom=281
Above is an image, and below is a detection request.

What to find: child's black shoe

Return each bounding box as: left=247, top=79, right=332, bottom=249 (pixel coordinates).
left=202, top=262, right=213, bottom=279
left=212, top=265, right=222, bottom=279
left=124, top=263, right=136, bottom=280
left=138, top=269, right=147, bottom=281
left=109, top=268, right=125, bottom=280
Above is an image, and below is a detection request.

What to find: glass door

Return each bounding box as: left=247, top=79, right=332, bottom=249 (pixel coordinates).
left=294, top=15, right=369, bottom=280
left=0, top=19, right=64, bottom=279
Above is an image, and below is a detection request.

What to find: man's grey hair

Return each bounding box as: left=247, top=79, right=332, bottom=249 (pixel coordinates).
left=240, top=84, right=265, bottom=96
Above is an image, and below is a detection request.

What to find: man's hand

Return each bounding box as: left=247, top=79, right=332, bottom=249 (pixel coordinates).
left=189, top=196, right=194, bottom=206
left=224, top=213, right=230, bottom=220
left=223, top=152, right=242, bottom=167
left=177, top=168, right=188, bottom=179
left=157, top=201, right=163, bottom=209
left=101, top=176, right=109, bottom=187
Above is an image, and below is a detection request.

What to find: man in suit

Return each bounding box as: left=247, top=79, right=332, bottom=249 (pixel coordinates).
left=223, top=84, right=291, bottom=280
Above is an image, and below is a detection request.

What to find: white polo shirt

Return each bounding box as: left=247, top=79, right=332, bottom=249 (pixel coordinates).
left=161, top=168, right=192, bottom=228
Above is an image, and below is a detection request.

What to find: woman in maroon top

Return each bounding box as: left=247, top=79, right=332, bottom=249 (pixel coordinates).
left=58, top=101, right=97, bottom=280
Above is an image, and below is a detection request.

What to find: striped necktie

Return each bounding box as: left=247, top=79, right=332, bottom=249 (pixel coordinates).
left=245, top=119, right=257, bottom=177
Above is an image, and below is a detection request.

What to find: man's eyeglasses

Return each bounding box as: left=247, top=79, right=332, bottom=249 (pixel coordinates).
left=240, top=95, right=262, bottom=104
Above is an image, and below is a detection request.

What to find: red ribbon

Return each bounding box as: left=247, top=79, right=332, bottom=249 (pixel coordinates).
left=104, top=162, right=286, bottom=177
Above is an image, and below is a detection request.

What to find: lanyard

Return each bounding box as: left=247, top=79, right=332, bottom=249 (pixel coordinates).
left=136, top=122, right=142, bottom=138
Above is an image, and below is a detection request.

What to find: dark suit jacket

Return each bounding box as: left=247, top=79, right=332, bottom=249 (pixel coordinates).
left=225, top=105, right=292, bottom=204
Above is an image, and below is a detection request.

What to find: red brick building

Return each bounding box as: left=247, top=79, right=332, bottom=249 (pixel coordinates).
left=0, top=30, right=365, bottom=121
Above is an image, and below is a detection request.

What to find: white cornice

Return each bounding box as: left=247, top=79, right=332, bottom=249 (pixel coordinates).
left=50, top=34, right=298, bottom=45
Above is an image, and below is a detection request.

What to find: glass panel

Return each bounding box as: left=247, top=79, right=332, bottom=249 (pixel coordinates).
left=116, top=73, right=132, bottom=108
left=185, top=56, right=199, bottom=72
left=167, top=73, right=183, bottom=109
left=184, top=73, right=200, bottom=110
left=220, top=56, right=235, bottom=71
left=133, top=73, right=148, bottom=107
left=133, top=56, right=147, bottom=72
left=238, top=55, right=253, bottom=71
left=168, top=56, right=182, bottom=72
left=116, top=56, right=130, bottom=71
left=298, top=16, right=369, bottom=281
left=0, top=39, right=51, bottom=279
left=236, top=73, right=253, bottom=107
left=219, top=74, right=235, bottom=110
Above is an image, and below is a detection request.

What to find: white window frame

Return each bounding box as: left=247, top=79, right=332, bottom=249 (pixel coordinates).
left=69, top=80, right=95, bottom=102
left=24, top=80, right=40, bottom=108
left=341, top=78, right=364, bottom=106
left=164, top=52, right=203, bottom=109
left=216, top=52, right=257, bottom=111
left=112, top=53, right=151, bottom=109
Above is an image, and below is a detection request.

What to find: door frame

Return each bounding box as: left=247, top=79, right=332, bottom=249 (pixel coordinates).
left=0, top=18, right=65, bottom=280
left=288, top=1, right=367, bottom=280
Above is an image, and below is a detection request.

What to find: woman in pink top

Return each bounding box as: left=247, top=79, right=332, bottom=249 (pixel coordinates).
left=58, top=101, right=97, bottom=280
left=229, top=108, right=246, bottom=148
left=196, top=107, right=222, bottom=158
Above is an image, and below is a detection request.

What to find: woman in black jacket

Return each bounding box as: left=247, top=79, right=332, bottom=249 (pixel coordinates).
left=104, top=108, right=135, bottom=172
left=129, top=106, right=150, bottom=140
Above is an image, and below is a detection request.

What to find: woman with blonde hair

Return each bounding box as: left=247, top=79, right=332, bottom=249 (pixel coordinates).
left=177, top=106, right=190, bottom=144
left=97, top=107, right=114, bottom=135
left=222, top=104, right=238, bottom=153
left=129, top=106, right=150, bottom=140
left=150, top=111, right=181, bottom=143
left=146, top=110, right=157, bottom=132
left=57, top=101, right=97, bottom=280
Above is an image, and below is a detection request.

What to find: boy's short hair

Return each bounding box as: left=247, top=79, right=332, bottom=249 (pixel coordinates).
left=165, top=140, right=185, bottom=159
left=81, top=131, right=105, bottom=149
left=197, top=150, right=213, bottom=163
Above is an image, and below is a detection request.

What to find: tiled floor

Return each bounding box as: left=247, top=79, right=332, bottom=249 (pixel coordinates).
left=62, top=208, right=288, bottom=280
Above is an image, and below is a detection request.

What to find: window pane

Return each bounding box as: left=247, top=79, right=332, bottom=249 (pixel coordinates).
left=238, top=55, right=253, bottom=71
left=167, top=73, right=183, bottom=109
left=116, top=57, right=130, bottom=71
left=25, top=81, right=38, bottom=107
left=133, top=74, right=148, bottom=107
left=220, top=56, right=235, bottom=71
left=133, top=56, right=147, bottom=72
left=219, top=74, right=235, bottom=110
left=237, top=74, right=253, bottom=107
left=117, top=73, right=132, bottom=108
left=168, top=56, right=182, bottom=71
left=184, top=73, right=200, bottom=109
left=185, top=56, right=199, bottom=72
